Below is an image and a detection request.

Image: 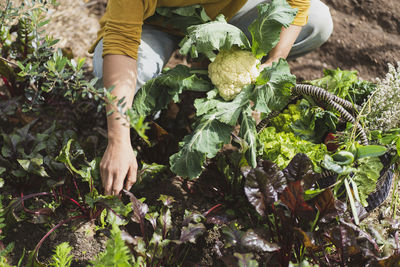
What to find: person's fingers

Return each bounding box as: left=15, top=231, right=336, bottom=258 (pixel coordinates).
left=100, top=161, right=112, bottom=195
left=124, top=165, right=137, bottom=191
left=112, top=172, right=124, bottom=196
left=103, top=170, right=113, bottom=196
left=103, top=176, right=113, bottom=195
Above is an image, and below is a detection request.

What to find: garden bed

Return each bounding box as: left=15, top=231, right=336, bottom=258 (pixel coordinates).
left=1, top=0, right=400, bottom=266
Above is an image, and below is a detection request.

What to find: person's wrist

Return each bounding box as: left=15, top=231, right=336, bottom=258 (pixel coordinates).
left=107, top=133, right=131, bottom=146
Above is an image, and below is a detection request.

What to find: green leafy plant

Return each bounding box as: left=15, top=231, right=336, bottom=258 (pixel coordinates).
left=0, top=0, right=101, bottom=111
left=1, top=137, right=131, bottom=266
left=258, top=127, right=327, bottom=172
left=321, top=143, right=387, bottom=224
left=122, top=191, right=206, bottom=266
left=91, top=223, right=132, bottom=267
left=291, top=99, right=339, bottom=143
left=48, top=242, right=73, bottom=267
left=0, top=242, right=15, bottom=267
left=308, top=68, right=376, bottom=105
left=0, top=195, right=7, bottom=249
left=130, top=0, right=297, bottom=178
left=0, top=121, right=75, bottom=187
left=229, top=153, right=390, bottom=266
left=150, top=4, right=212, bottom=33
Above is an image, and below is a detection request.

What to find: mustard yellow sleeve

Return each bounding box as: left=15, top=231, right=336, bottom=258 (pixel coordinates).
left=100, top=0, right=157, bottom=60
left=287, top=0, right=310, bottom=26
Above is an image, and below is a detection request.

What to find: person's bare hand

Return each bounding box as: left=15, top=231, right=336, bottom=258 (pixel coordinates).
left=100, top=139, right=137, bottom=195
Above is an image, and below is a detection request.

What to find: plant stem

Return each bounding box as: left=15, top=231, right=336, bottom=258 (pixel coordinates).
left=203, top=203, right=222, bottom=217
left=344, top=177, right=359, bottom=225
left=392, top=172, right=399, bottom=219
left=32, top=214, right=86, bottom=262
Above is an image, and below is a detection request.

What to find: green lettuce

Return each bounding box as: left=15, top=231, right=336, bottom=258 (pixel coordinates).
left=352, top=157, right=383, bottom=207
left=309, top=68, right=376, bottom=105
left=291, top=99, right=338, bottom=143
left=269, top=101, right=302, bottom=133
left=258, top=127, right=327, bottom=172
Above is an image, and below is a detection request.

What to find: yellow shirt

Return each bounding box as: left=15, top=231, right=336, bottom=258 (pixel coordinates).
left=90, top=0, right=310, bottom=60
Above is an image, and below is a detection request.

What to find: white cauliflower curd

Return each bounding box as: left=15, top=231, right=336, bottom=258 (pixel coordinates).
left=208, top=48, right=260, bottom=101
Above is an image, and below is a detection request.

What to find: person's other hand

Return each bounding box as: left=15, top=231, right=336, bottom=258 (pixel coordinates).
left=100, top=139, right=137, bottom=195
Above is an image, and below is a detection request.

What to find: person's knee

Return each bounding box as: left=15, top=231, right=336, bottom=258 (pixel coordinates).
left=92, top=39, right=104, bottom=79
left=308, top=0, right=334, bottom=46
left=136, top=25, right=179, bottom=90
left=135, top=41, right=164, bottom=90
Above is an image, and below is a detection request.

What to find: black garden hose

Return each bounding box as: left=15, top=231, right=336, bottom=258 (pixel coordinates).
left=292, top=84, right=368, bottom=146
left=293, top=84, right=361, bottom=113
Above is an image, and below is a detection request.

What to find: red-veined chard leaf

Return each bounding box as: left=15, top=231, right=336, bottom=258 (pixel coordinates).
left=328, top=225, right=361, bottom=261
left=241, top=229, right=280, bottom=252
left=183, top=210, right=204, bottom=225
left=222, top=225, right=279, bottom=253
left=179, top=223, right=206, bottom=243
left=243, top=160, right=287, bottom=217
left=123, top=190, right=148, bottom=224
left=158, top=206, right=172, bottom=238
left=158, top=194, right=175, bottom=207
left=148, top=232, right=171, bottom=259
left=248, top=0, right=297, bottom=59
left=280, top=180, right=314, bottom=216
left=179, top=14, right=251, bottom=61
left=145, top=212, right=159, bottom=230
left=282, top=153, right=318, bottom=189
left=339, top=219, right=380, bottom=253
left=157, top=195, right=174, bottom=237
left=252, top=59, right=295, bottom=114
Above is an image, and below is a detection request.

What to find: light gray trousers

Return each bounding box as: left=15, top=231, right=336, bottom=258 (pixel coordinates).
left=93, top=0, right=333, bottom=91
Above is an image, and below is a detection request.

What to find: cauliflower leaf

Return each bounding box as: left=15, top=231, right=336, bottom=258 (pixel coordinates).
left=252, top=59, right=295, bottom=114
left=132, top=65, right=212, bottom=117
left=249, top=0, right=297, bottom=59
left=239, top=106, right=259, bottom=168
left=179, top=0, right=297, bottom=61
left=171, top=85, right=254, bottom=178
left=179, top=14, right=250, bottom=61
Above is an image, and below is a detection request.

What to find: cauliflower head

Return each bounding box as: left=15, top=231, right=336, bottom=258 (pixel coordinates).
left=208, top=48, right=260, bottom=101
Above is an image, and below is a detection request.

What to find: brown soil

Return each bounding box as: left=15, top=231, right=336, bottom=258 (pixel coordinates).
left=290, top=0, right=400, bottom=81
